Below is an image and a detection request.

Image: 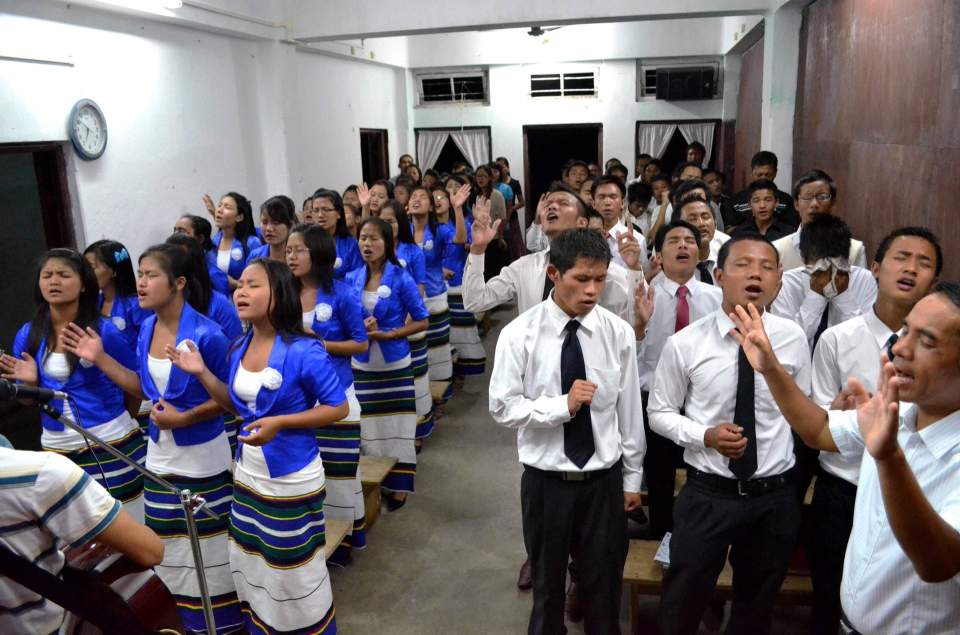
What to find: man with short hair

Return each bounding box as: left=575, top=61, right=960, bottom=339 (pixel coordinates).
left=671, top=161, right=703, bottom=183
left=489, top=228, right=645, bottom=635
left=636, top=220, right=722, bottom=538
left=730, top=272, right=960, bottom=635
left=704, top=168, right=736, bottom=229
left=650, top=233, right=810, bottom=635
left=773, top=169, right=867, bottom=270
left=643, top=158, right=664, bottom=183
left=626, top=181, right=655, bottom=236
left=730, top=151, right=801, bottom=228
left=564, top=161, right=590, bottom=192
left=592, top=175, right=649, bottom=272
left=674, top=195, right=730, bottom=285
left=607, top=163, right=629, bottom=184
left=732, top=179, right=795, bottom=242
left=587, top=163, right=601, bottom=179
left=632, top=153, right=653, bottom=184
left=392, top=153, right=414, bottom=183
left=686, top=141, right=707, bottom=167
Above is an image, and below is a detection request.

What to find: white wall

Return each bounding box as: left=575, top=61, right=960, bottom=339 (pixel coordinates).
left=411, top=60, right=724, bottom=184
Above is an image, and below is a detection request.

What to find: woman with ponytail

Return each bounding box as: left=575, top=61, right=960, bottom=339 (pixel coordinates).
left=210, top=191, right=262, bottom=289
left=0, top=249, right=146, bottom=521
left=61, top=243, right=243, bottom=634
left=175, top=214, right=231, bottom=296
left=84, top=239, right=150, bottom=349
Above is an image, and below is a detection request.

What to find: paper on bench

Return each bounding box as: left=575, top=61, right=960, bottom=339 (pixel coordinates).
left=655, top=532, right=671, bottom=568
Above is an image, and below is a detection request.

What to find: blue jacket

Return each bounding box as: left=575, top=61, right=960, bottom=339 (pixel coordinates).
left=13, top=318, right=136, bottom=432
left=205, top=292, right=242, bottom=339
left=441, top=218, right=472, bottom=287
left=395, top=242, right=427, bottom=288
left=413, top=222, right=454, bottom=297
left=205, top=251, right=231, bottom=296
left=229, top=332, right=346, bottom=478
left=137, top=303, right=230, bottom=446
left=308, top=280, right=368, bottom=390
left=98, top=293, right=150, bottom=350
left=244, top=243, right=273, bottom=266
left=334, top=235, right=363, bottom=279
left=345, top=262, right=428, bottom=364
left=210, top=231, right=262, bottom=280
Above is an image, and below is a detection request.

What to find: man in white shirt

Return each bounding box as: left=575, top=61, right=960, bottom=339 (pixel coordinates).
left=489, top=228, right=645, bottom=635
left=0, top=448, right=163, bottom=635
left=592, top=176, right=649, bottom=272
left=635, top=220, right=722, bottom=539
left=806, top=226, right=942, bottom=633
left=771, top=215, right=877, bottom=350
left=625, top=181, right=655, bottom=237
left=773, top=169, right=868, bottom=271
left=674, top=195, right=730, bottom=285
left=648, top=234, right=811, bottom=635
left=730, top=276, right=960, bottom=635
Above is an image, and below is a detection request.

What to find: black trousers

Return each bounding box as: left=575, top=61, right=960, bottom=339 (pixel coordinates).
left=809, top=468, right=857, bottom=635
left=659, top=475, right=801, bottom=635
left=641, top=391, right=685, bottom=538
left=521, top=463, right=627, bottom=635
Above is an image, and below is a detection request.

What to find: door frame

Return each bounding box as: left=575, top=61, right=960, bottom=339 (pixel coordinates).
left=359, top=128, right=390, bottom=184
left=522, top=122, right=603, bottom=223
left=0, top=142, right=74, bottom=248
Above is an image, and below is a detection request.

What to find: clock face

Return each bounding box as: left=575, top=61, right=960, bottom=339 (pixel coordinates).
left=68, top=99, right=107, bottom=160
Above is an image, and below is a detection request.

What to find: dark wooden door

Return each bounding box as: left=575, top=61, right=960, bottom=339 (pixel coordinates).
left=360, top=129, right=389, bottom=184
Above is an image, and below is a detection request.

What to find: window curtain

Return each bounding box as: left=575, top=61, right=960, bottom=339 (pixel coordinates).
left=636, top=123, right=678, bottom=159
left=416, top=131, right=449, bottom=171
left=450, top=129, right=490, bottom=170
left=677, top=122, right=716, bottom=166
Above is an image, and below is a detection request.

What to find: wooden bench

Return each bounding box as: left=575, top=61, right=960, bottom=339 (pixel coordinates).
left=359, top=455, right=397, bottom=530
left=623, top=540, right=814, bottom=634
left=324, top=519, right=351, bottom=560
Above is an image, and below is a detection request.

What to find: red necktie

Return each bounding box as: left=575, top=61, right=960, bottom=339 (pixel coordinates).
left=675, top=285, right=689, bottom=333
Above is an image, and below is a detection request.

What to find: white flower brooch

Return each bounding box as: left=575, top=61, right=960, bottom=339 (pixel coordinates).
left=376, top=285, right=391, bottom=299
left=260, top=368, right=283, bottom=390
left=111, top=316, right=126, bottom=331
left=314, top=303, right=333, bottom=322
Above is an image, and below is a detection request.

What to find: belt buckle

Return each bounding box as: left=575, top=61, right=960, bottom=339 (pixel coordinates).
left=736, top=480, right=749, bottom=496
left=565, top=471, right=587, bottom=482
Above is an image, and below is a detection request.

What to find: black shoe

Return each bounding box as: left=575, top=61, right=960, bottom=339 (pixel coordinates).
left=385, top=494, right=407, bottom=512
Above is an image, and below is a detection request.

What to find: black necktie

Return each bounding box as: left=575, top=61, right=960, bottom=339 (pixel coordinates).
left=696, top=261, right=714, bottom=286
left=561, top=320, right=595, bottom=468
left=885, top=332, right=899, bottom=361
left=542, top=269, right=554, bottom=300
left=729, top=346, right=757, bottom=479
left=813, top=304, right=830, bottom=350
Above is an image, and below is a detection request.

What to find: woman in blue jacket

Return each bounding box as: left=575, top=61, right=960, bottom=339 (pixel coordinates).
left=288, top=223, right=370, bottom=563
left=84, top=239, right=150, bottom=350
left=246, top=195, right=295, bottom=264
left=210, top=191, right=262, bottom=288
left=168, top=258, right=348, bottom=635
left=312, top=188, right=363, bottom=279
left=175, top=214, right=231, bottom=296
left=1, top=249, right=145, bottom=521
left=347, top=217, right=429, bottom=510
left=378, top=199, right=434, bottom=441
left=61, top=244, right=242, bottom=634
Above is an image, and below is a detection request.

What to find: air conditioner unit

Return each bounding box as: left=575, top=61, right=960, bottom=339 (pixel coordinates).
left=655, top=67, right=715, bottom=100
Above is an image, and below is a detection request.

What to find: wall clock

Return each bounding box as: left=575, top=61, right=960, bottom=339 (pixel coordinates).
left=68, top=99, right=108, bottom=160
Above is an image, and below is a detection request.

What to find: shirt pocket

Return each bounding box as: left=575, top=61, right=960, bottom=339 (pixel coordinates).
left=589, top=367, right=621, bottom=411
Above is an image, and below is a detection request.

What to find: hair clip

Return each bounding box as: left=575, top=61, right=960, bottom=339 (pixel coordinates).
left=114, top=247, right=129, bottom=263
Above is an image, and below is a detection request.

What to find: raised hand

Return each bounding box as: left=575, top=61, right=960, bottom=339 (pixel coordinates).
left=830, top=388, right=857, bottom=411
left=473, top=194, right=492, bottom=220
left=567, top=379, right=597, bottom=416
left=705, top=422, right=747, bottom=458
left=357, top=182, right=371, bottom=208
left=0, top=351, right=38, bottom=385
left=165, top=340, right=206, bottom=376
left=634, top=283, right=656, bottom=330
left=202, top=193, right=216, bottom=218
left=728, top=303, right=777, bottom=374
left=60, top=323, right=104, bottom=365
left=535, top=193, right=548, bottom=224
left=451, top=183, right=471, bottom=209
left=469, top=209, right=501, bottom=254
left=644, top=253, right=662, bottom=282
left=851, top=357, right=901, bottom=461
left=617, top=223, right=643, bottom=271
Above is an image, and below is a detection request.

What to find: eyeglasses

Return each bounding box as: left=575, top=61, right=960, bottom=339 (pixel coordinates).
left=798, top=194, right=833, bottom=202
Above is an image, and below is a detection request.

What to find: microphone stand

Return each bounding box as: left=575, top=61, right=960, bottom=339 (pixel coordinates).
left=39, top=402, right=219, bottom=635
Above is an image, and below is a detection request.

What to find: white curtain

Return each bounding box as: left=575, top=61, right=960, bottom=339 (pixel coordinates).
left=450, top=129, right=490, bottom=169
left=636, top=123, right=678, bottom=159
left=677, top=122, right=716, bottom=166
left=416, top=131, right=449, bottom=171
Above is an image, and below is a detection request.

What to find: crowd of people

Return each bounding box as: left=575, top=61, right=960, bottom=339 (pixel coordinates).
left=1, top=142, right=958, bottom=635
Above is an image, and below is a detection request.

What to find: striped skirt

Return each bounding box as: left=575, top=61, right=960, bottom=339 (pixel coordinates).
left=352, top=354, right=417, bottom=494
left=230, top=458, right=336, bottom=635
left=145, top=470, right=243, bottom=634
left=447, top=285, right=486, bottom=377
left=316, top=385, right=366, bottom=564
left=425, top=293, right=454, bottom=404
left=46, top=425, right=146, bottom=523
left=223, top=413, right=241, bottom=458
left=408, top=331, right=434, bottom=440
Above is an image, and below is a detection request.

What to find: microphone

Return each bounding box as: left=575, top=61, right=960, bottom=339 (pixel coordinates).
left=0, top=380, right=68, bottom=402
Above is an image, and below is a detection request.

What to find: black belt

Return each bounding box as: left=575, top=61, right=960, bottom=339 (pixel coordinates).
left=839, top=612, right=862, bottom=635
left=523, top=460, right=620, bottom=482
left=815, top=466, right=858, bottom=497
left=686, top=465, right=794, bottom=497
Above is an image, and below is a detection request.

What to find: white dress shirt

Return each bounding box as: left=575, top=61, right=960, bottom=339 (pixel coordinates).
left=773, top=230, right=868, bottom=271
left=603, top=219, right=649, bottom=272
left=771, top=266, right=877, bottom=349
left=526, top=222, right=549, bottom=253
left=637, top=276, right=722, bottom=392
left=829, top=405, right=960, bottom=634
left=648, top=310, right=811, bottom=478
left=628, top=208, right=655, bottom=238
left=811, top=310, right=893, bottom=484
left=488, top=296, right=646, bottom=492
left=462, top=249, right=644, bottom=325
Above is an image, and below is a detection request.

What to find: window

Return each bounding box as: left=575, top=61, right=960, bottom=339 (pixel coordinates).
left=415, top=70, right=488, bottom=106
left=637, top=59, right=722, bottom=101
left=530, top=70, right=597, bottom=98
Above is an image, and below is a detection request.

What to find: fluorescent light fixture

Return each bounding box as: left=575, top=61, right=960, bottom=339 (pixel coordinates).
left=95, top=0, right=183, bottom=9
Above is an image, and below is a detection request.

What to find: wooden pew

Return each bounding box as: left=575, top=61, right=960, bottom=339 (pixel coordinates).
left=359, top=455, right=397, bottom=530
left=623, top=540, right=814, bottom=634
left=324, top=519, right=352, bottom=560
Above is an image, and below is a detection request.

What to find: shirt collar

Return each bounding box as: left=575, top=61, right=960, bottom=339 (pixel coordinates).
left=660, top=274, right=698, bottom=297
left=715, top=306, right=769, bottom=339
left=903, top=404, right=960, bottom=460
left=791, top=230, right=802, bottom=249
left=546, top=291, right=598, bottom=336
left=863, top=308, right=895, bottom=349
left=604, top=220, right=627, bottom=240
